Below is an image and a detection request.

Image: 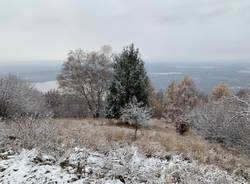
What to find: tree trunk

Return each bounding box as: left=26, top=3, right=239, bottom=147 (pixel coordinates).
left=93, top=112, right=100, bottom=118
left=134, top=126, right=138, bottom=141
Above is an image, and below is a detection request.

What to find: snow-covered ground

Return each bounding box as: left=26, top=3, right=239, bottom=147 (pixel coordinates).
left=0, top=146, right=247, bottom=184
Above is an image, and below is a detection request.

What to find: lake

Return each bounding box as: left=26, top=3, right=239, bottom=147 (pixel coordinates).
left=1, top=61, right=250, bottom=93
left=34, top=81, right=59, bottom=93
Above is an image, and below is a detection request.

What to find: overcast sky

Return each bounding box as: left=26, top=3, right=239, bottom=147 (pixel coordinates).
left=0, top=0, right=250, bottom=63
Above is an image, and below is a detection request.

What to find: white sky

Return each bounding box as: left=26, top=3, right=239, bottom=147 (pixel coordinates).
left=0, top=0, right=250, bottom=63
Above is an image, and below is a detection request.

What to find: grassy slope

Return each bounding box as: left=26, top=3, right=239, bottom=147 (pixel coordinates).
left=54, top=119, right=250, bottom=173
left=0, top=118, right=249, bottom=181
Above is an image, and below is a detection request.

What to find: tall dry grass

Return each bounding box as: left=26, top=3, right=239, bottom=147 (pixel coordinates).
left=0, top=118, right=249, bottom=175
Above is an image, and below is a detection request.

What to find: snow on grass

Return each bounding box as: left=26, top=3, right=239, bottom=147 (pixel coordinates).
left=0, top=146, right=248, bottom=184
left=0, top=150, right=74, bottom=183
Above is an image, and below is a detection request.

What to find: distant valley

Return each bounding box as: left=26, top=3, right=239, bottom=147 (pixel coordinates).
left=1, top=61, right=250, bottom=93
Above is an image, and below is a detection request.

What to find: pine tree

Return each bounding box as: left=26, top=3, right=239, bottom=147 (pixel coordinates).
left=106, top=44, right=150, bottom=118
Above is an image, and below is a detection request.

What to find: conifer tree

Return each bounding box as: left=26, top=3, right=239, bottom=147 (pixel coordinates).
left=106, top=44, right=150, bottom=118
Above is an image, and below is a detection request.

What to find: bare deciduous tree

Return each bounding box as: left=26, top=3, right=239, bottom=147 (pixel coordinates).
left=0, top=75, right=46, bottom=119
left=58, top=49, right=113, bottom=118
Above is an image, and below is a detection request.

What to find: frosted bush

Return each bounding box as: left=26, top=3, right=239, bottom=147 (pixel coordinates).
left=0, top=75, right=47, bottom=119
left=120, top=97, right=151, bottom=140
left=191, top=95, right=250, bottom=153
left=0, top=146, right=247, bottom=184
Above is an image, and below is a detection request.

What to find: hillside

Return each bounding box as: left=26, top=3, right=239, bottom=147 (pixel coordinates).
left=0, top=119, right=249, bottom=183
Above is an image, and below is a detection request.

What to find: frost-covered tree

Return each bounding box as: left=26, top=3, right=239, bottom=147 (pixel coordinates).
left=58, top=48, right=112, bottom=118
left=191, top=95, right=250, bottom=153
left=120, top=97, right=151, bottom=140
left=0, top=75, right=46, bottom=119
left=106, top=44, right=150, bottom=118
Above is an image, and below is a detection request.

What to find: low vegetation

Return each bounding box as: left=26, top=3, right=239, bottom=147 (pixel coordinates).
left=191, top=95, right=250, bottom=154
left=0, top=118, right=249, bottom=183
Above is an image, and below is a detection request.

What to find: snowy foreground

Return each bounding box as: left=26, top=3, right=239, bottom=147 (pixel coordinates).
left=0, top=146, right=247, bottom=184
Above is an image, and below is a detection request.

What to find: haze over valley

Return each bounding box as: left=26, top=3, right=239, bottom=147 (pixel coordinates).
left=1, top=61, right=250, bottom=93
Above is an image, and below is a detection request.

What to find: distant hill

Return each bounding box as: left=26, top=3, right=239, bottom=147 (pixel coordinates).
left=145, top=61, right=250, bottom=92
left=1, top=61, right=250, bottom=93
left=0, top=62, right=61, bottom=82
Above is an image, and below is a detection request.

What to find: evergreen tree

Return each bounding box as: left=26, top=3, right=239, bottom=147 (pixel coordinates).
left=106, top=44, right=150, bottom=118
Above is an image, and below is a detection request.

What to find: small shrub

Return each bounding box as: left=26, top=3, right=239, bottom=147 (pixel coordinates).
left=4, top=115, right=59, bottom=154
left=175, top=117, right=190, bottom=135
left=120, top=97, right=151, bottom=140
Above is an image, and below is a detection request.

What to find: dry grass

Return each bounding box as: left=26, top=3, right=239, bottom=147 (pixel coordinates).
left=1, top=118, right=249, bottom=175
left=52, top=118, right=250, bottom=174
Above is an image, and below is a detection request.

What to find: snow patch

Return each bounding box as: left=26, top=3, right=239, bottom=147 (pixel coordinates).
left=0, top=147, right=248, bottom=184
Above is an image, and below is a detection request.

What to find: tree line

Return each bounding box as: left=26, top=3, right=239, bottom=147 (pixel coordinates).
left=0, top=44, right=247, bottom=122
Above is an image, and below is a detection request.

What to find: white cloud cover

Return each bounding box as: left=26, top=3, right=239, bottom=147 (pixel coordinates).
left=0, top=0, right=249, bottom=62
